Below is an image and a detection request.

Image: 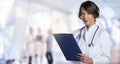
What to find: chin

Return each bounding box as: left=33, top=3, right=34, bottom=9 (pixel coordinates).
left=85, top=23, right=89, bottom=26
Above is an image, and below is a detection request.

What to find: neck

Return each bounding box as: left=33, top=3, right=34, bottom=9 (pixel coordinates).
left=86, top=23, right=95, bottom=30
left=87, top=19, right=96, bottom=29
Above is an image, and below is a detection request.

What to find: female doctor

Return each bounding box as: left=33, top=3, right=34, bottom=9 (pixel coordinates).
left=72, top=1, right=112, bottom=64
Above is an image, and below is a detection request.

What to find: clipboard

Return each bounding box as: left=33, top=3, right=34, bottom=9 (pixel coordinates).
left=53, top=33, right=82, bottom=61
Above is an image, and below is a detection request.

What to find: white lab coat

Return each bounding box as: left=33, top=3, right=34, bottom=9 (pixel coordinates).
left=26, top=34, right=36, bottom=56
left=35, top=41, right=44, bottom=56
left=72, top=24, right=112, bottom=64
left=35, top=41, right=44, bottom=64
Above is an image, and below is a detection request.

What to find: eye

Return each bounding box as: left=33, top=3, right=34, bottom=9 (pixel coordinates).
left=81, top=12, right=84, bottom=15
left=80, top=12, right=85, bottom=18
left=80, top=12, right=84, bottom=17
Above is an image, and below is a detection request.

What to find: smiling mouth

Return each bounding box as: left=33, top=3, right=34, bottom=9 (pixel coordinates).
left=84, top=20, right=88, bottom=23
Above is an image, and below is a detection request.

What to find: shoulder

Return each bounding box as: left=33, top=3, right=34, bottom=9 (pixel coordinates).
left=98, top=27, right=112, bottom=44
left=73, top=29, right=80, bottom=34
left=98, top=27, right=110, bottom=37
left=72, top=26, right=85, bottom=38
left=72, top=29, right=80, bottom=39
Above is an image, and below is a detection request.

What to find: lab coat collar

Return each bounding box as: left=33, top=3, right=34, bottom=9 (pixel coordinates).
left=84, top=23, right=98, bottom=32
left=84, top=24, right=99, bottom=44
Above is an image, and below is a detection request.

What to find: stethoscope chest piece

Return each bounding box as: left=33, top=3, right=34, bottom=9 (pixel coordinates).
left=88, top=43, right=94, bottom=47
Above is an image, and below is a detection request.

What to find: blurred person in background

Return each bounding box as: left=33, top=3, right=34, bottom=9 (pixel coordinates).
left=25, top=26, right=36, bottom=64
left=111, top=43, right=120, bottom=64
left=46, top=29, right=54, bottom=64
left=35, top=27, right=44, bottom=64
left=72, top=1, right=112, bottom=64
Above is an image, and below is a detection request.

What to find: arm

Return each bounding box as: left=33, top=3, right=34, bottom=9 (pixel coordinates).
left=92, top=31, right=112, bottom=64
left=76, top=31, right=112, bottom=64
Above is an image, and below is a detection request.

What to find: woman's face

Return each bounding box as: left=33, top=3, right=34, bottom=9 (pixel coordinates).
left=80, top=7, right=95, bottom=28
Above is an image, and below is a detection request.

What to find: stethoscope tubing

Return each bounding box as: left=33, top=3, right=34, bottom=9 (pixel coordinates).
left=76, top=25, right=99, bottom=47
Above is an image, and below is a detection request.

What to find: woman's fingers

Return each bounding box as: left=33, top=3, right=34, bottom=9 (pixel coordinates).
left=77, top=54, right=85, bottom=56
left=76, top=54, right=85, bottom=61
left=76, top=54, right=93, bottom=63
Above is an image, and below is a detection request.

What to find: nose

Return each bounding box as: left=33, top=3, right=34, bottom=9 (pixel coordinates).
left=83, top=14, right=88, bottom=19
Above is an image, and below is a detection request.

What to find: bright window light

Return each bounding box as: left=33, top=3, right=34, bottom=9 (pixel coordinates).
left=32, top=12, right=52, bottom=30
left=0, top=0, right=15, bottom=28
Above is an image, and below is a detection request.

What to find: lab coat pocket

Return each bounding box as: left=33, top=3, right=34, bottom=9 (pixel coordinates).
left=90, top=43, right=101, bottom=57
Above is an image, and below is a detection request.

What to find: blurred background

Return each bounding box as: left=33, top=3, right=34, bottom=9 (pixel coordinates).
left=0, top=0, right=120, bottom=64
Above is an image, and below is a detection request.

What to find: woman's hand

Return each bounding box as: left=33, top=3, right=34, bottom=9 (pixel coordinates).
left=76, top=54, right=93, bottom=64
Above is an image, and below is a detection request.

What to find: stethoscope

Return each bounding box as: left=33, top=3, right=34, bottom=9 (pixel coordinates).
left=76, top=25, right=99, bottom=47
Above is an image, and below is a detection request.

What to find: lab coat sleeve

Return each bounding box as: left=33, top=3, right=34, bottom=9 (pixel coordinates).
left=93, top=31, right=112, bottom=64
